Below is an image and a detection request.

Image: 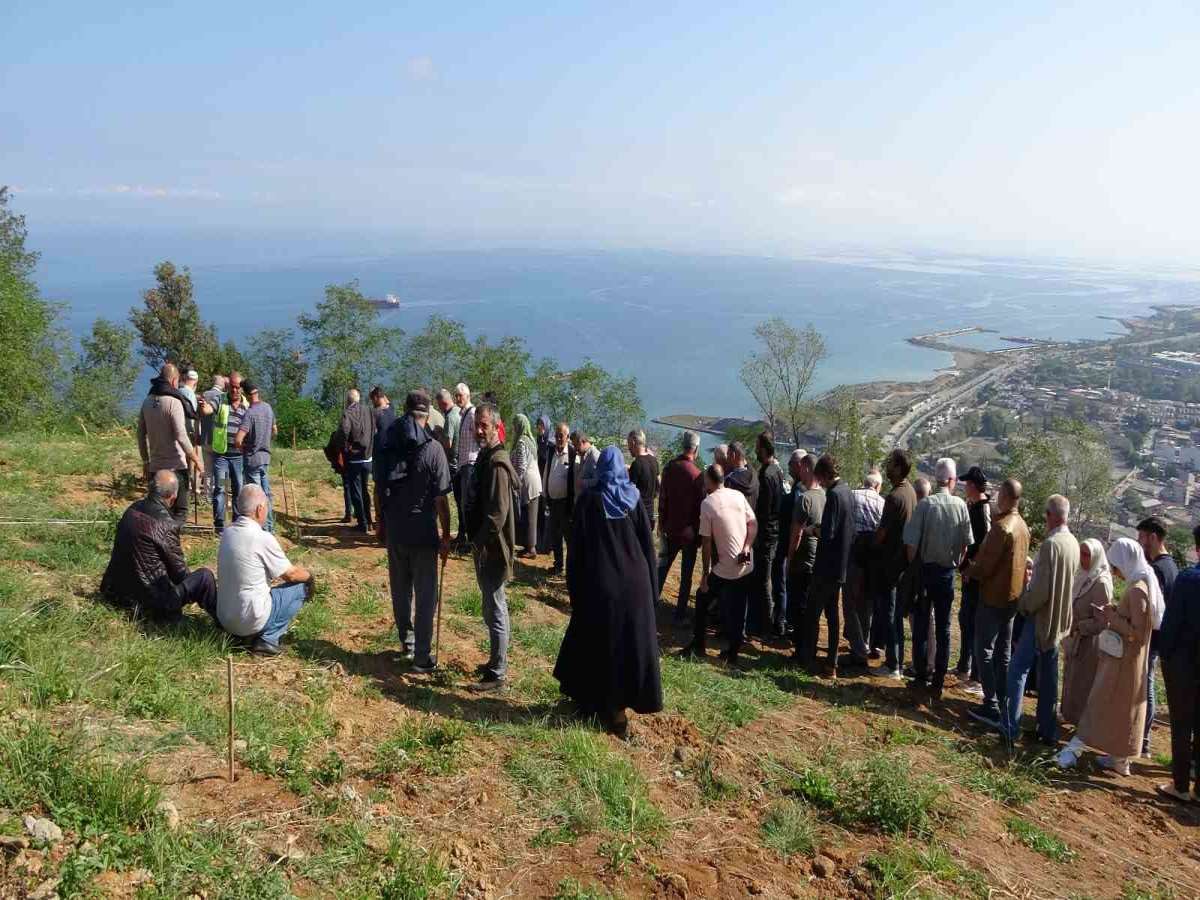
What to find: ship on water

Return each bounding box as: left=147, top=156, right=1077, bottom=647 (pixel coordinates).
left=369, top=292, right=401, bottom=309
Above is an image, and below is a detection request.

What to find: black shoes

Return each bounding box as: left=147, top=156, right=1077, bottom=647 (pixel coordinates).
left=471, top=672, right=506, bottom=693
left=251, top=638, right=282, bottom=657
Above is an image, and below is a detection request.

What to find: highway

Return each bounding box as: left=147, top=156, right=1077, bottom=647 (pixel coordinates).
left=885, top=362, right=1018, bottom=450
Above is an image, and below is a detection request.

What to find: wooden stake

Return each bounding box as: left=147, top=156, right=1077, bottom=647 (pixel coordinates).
left=226, top=655, right=236, bottom=782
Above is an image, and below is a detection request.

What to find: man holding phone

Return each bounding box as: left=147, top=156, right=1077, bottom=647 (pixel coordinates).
left=698, top=463, right=757, bottom=666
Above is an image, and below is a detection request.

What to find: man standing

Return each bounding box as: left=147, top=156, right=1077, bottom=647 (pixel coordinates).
left=213, top=485, right=313, bottom=656
left=370, top=387, right=397, bottom=532
left=711, top=444, right=729, bottom=470
left=798, top=455, right=854, bottom=676
left=1004, top=494, right=1078, bottom=745
left=138, top=363, right=205, bottom=525
left=957, top=465, right=992, bottom=693
left=100, top=471, right=216, bottom=622
left=382, top=391, right=453, bottom=671
left=543, top=422, right=576, bottom=576
left=903, top=458, right=973, bottom=701
left=436, top=388, right=458, bottom=456
left=209, top=372, right=248, bottom=534
left=199, top=374, right=226, bottom=495
left=340, top=388, right=375, bottom=533
left=453, top=383, right=478, bottom=547
left=698, top=463, right=757, bottom=664
left=572, top=430, right=600, bottom=495
left=749, top=433, right=784, bottom=636
left=1137, top=516, right=1178, bottom=757
left=627, top=429, right=660, bottom=531
left=465, top=403, right=517, bottom=692
left=723, top=442, right=759, bottom=510
left=867, top=450, right=917, bottom=680
left=658, top=431, right=704, bottom=623
left=773, top=449, right=806, bottom=635
left=963, top=478, right=1029, bottom=730
left=1157, top=525, right=1200, bottom=802
left=787, top=454, right=825, bottom=657
left=235, top=382, right=276, bottom=532
left=842, top=469, right=885, bottom=668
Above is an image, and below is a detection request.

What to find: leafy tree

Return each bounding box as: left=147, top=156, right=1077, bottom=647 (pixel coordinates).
left=273, top=395, right=339, bottom=448
left=298, top=281, right=404, bottom=407
left=398, top=315, right=470, bottom=395
left=1004, top=418, right=1114, bottom=542
left=823, top=389, right=883, bottom=485
left=980, top=408, right=1016, bottom=439
left=463, top=335, right=532, bottom=426
left=530, top=359, right=644, bottom=447
left=0, top=186, right=65, bottom=430
left=740, top=318, right=826, bottom=446
left=67, top=318, right=141, bottom=427
left=248, top=328, right=308, bottom=400
left=129, top=261, right=220, bottom=371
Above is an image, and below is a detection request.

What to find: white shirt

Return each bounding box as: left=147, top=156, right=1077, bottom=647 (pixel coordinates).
left=217, top=517, right=292, bottom=636
left=546, top=446, right=571, bottom=500
left=700, top=486, right=757, bottom=581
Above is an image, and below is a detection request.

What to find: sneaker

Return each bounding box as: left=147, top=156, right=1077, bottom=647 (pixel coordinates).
left=411, top=659, right=437, bottom=674
left=967, top=706, right=1002, bottom=729
left=400, top=647, right=416, bottom=662
left=1056, top=748, right=1079, bottom=770
left=471, top=672, right=506, bottom=693
left=867, top=666, right=902, bottom=680
left=962, top=680, right=984, bottom=697
left=1156, top=783, right=1191, bottom=803
left=250, top=638, right=282, bottom=657
left=1096, top=754, right=1131, bottom=776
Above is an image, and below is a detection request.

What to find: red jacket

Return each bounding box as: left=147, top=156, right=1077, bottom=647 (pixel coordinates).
left=658, top=454, right=704, bottom=544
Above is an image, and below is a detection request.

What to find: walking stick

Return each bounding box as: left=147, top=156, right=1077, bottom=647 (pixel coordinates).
left=434, top=555, right=447, bottom=667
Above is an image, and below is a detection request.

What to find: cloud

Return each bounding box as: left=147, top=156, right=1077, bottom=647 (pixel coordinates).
left=406, top=56, right=435, bottom=81
left=78, top=184, right=222, bottom=200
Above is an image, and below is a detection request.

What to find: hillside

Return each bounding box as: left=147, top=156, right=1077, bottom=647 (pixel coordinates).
left=0, top=433, right=1196, bottom=899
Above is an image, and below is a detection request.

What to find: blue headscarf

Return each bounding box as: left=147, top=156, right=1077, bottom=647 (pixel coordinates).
left=595, top=445, right=640, bottom=519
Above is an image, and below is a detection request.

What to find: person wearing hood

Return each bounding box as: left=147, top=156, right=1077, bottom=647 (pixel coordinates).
left=1060, top=538, right=1113, bottom=726
left=464, top=402, right=518, bottom=692
left=723, top=441, right=759, bottom=510
left=138, top=363, right=205, bottom=525
left=1057, top=537, right=1160, bottom=775
left=381, top=391, right=452, bottom=671
left=534, top=415, right=554, bottom=552
left=555, top=446, right=663, bottom=738
left=510, top=414, right=543, bottom=559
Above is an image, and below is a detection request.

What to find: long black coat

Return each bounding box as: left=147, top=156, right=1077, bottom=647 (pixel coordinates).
left=554, top=492, right=663, bottom=715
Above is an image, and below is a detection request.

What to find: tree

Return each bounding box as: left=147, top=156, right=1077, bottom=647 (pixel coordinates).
left=248, top=328, right=308, bottom=400
left=397, top=315, right=470, bottom=395
left=66, top=318, right=141, bottom=428
left=1004, top=418, right=1114, bottom=542
left=980, top=408, right=1016, bottom=439
left=129, top=261, right=220, bottom=372
left=823, top=389, right=883, bottom=485
left=463, top=335, right=532, bottom=426
left=740, top=318, right=827, bottom=446
left=0, top=186, right=65, bottom=430
left=530, top=359, right=645, bottom=447
left=298, top=281, right=404, bottom=407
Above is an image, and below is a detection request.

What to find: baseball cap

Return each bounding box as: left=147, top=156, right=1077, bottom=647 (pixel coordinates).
left=405, top=390, right=431, bottom=413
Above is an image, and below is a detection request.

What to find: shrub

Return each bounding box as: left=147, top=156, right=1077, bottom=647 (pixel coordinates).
left=761, top=799, right=816, bottom=857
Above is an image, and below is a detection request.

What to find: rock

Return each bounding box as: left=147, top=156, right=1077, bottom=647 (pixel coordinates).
left=339, top=784, right=361, bottom=805
left=233, top=739, right=248, bottom=753
left=156, top=800, right=181, bottom=832
left=811, top=855, right=837, bottom=879
left=673, top=745, right=692, bottom=763
left=658, top=871, right=688, bottom=897
left=28, top=877, right=59, bottom=900
left=23, top=816, right=63, bottom=846
left=364, top=830, right=391, bottom=854
left=266, top=835, right=306, bottom=864
left=0, top=833, right=30, bottom=851
left=745, top=878, right=765, bottom=895
left=821, top=847, right=847, bottom=865
left=14, top=849, right=44, bottom=875
left=450, top=839, right=472, bottom=865
left=851, top=870, right=873, bottom=893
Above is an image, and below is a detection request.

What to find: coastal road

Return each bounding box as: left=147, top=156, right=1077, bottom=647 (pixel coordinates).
left=887, top=362, right=1018, bottom=450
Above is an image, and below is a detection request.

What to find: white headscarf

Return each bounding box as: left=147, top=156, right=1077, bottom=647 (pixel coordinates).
left=1106, top=537, right=1165, bottom=630
left=1074, top=538, right=1113, bottom=603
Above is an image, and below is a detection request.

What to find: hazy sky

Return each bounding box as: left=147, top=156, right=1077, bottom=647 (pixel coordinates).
left=5, top=1, right=1199, bottom=261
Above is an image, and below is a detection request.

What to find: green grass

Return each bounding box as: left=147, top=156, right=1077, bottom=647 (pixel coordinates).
left=691, top=744, right=740, bottom=805
left=373, top=716, right=469, bottom=776
left=940, top=741, right=1046, bottom=807
left=346, top=583, right=386, bottom=617
left=1120, top=882, right=1180, bottom=900
left=660, top=655, right=794, bottom=730
left=866, top=843, right=986, bottom=899
left=512, top=621, right=567, bottom=659
left=760, top=799, right=816, bottom=857
left=1006, top=817, right=1077, bottom=862
left=506, top=726, right=665, bottom=845
left=554, top=878, right=619, bottom=900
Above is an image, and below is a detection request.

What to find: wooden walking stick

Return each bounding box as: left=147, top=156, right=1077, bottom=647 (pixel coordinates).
left=226, top=656, right=236, bottom=782
left=434, top=556, right=447, bottom=667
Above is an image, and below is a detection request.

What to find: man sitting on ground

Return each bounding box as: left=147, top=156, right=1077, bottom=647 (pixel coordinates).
left=100, top=471, right=216, bottom=622
left=213, top=485, right=314, bottom=656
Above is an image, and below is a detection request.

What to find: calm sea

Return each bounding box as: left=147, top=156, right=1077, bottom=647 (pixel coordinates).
left=34, top=242, right=1200, bottom=422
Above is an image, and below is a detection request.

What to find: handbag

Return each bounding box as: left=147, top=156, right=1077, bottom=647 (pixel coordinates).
left=1097, top=628, right=1124, bottom=659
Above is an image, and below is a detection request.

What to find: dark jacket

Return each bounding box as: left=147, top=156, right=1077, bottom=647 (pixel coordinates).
left=100, top=495, right=190, bottom=615
left=467, top=443, right=518, bottom=582
left=812, top=478, right=854, bottom=584
left=148, top=375, right=198, bottom=422
left=659, top=454, right=704, bottom=545
left=963, top=495, right=992, bottom=564
left=725, top=465, right=759, bottom=511
left=1159, top=565, right=1200, bottom=661
left=875, top=480, right=917, bottom=588
left=380, top=412, right=434, bottom=486
left=755, top=460, right=784, bottom=547
left=323, top=428, right=347, bottom=475
left=340, top=401, right=375, bottom=461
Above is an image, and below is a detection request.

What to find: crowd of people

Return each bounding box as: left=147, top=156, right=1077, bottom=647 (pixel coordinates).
left=106, top=366, right=1200, bottom=797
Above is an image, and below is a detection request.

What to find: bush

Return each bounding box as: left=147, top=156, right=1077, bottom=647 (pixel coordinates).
left=761, top=799, right=816, bottom=857
left=273, top=394, right=339, bottom=448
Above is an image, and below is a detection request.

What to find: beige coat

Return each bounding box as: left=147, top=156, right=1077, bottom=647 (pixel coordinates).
left=137, top=393, right=194, bottom=472
left=1077, top=581, right=1151, bottom=758
left=1060, top=579, right=1109, bottom=725
left=1019, top=527, right=1079, bottom=651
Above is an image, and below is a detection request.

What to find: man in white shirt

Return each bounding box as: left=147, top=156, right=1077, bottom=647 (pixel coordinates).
left=543, top=422, right=576, bottom=575
left=453, top=382, right=478, bottom=546
left=214, top=485, right=313, bottom=656
left=697, top=464, right=758, bottom=665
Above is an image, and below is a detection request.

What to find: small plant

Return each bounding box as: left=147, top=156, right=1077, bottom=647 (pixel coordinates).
left=866, top=843, right=986, bottom=899
left=1006, top=817, right=1077, bottom=862
left=375, top=834, right=461, bottom=899
left=346, top=584, right=385, bottom=617
left=554, top=878, right=616, bottom=900
left=312, top=749, right=346, bottom=786
left=760, top=799, right=816, bottom=858
left=692, top=750, right=740, bottom=805
left=374, top=717, right=468, bottom=776
left=943, top=742, right=1046, bottom=807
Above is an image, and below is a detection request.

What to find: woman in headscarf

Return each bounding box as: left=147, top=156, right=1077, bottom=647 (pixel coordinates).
left=554, top=445, right=662, bottom=738
left=1057, top=537, right=1161, bottom=775
left=535, top=415, right=554, bottom=553
left=509, top=414, right=542, bottom=559
left=1060, top=539, right=1114, bottom=725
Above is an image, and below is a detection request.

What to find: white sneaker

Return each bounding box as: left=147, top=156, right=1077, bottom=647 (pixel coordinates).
left=1056, top=748, right=1079, bottom=770
left=1097, top=754, right=1131, bottom=776
left=867, top=666, right=902, bottom=680
left=963, top=680, right=984, bottom=697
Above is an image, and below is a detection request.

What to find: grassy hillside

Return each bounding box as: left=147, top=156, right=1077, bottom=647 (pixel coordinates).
left=0, top=433, right=1195, bottom=898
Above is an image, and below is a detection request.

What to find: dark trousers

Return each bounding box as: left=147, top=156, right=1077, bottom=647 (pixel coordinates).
left=718, top=572, right=753, bottom=657
left=454, top=463, right=474, bottom=541
left=518, top=497, right=539, bottom=551
left=1163, top=653, right=1200, bottom=794
left=658, top=538, right=698, bottom=614
left=875, top=584, right=900, bottom=671
left=547, top=497, right=570, bottom=570
left=797, top=575, right=840, bottom=666
left=691, top=586, right=715, bottom=650
left=346, top=460, right=372, bottom=528
left=341, top=472, right=353, bottom=518
left=1005, top=626, right=1059, bottom=742
left=748, top=541, right=777, bottom=634
left=154, top=467, right=190, bottom=525
left=786, top=566, right=811, bottom=641
left=975, top=603, right=1015, bottom=715
left=912, top=564, right=955, bottom=688
left=183, top=568, right=219, bottom=619
left=958, top=578, right=980, bottom=679
left=771, top=542, right=788, bottom=631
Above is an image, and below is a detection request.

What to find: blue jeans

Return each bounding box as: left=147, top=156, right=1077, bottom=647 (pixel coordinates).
left=958, top=579, right=980, bottom=679
left=1004, top=624, right=1060, bottom=742
left=912, top=564, right=955, bottom=687
left=259, top=583, right=307, bottom=648
left=975, top=604, right=1015, bottom=716
left=211, top=454, right=245, bottom=529
left=1145, top=647, right=1160, bottom=753
left=346, top=460, right=372, bottom=528
left=473, top=551, right=510, bottom=678
left=243, top=462, right=274, bottom=532
left=874, top=585, right=900, bottom=671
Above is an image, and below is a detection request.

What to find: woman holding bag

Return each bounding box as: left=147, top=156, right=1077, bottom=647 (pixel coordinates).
left=1060, top=539, right=1114, bottom=725
left=1057, top=538, right=1162, bottom=775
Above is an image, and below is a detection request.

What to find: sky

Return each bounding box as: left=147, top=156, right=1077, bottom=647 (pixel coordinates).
left=4, top=0, right=1200, bottom=263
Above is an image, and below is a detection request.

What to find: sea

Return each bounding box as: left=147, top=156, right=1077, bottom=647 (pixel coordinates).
left=34, top=239, right=1200, bottom=424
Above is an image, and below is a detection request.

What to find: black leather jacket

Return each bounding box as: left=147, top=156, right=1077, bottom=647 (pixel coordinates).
left=100, top=495, right=190, bottom=614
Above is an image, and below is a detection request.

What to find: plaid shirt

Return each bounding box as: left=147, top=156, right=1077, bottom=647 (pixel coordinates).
left=851, top=488, right=885, bottom=534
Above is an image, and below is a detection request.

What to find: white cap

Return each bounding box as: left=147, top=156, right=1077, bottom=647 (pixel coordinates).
left=185, top=369, right=199, bottom=381
left=934, top=457, right=957, bottom=483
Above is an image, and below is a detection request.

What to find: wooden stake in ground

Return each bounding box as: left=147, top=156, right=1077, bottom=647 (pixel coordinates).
left=434, top=555, right=447, bottom=666
left=226, top=655, right=236, bottom=782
